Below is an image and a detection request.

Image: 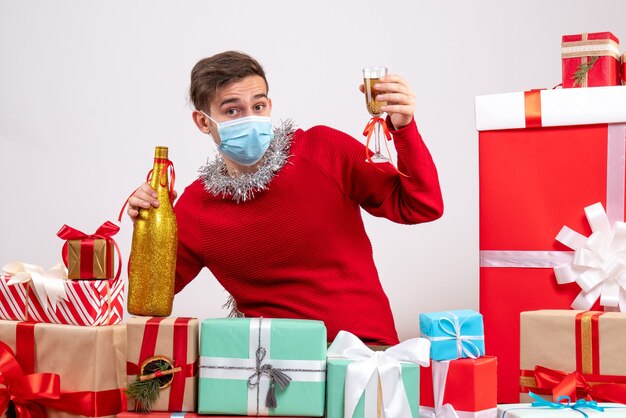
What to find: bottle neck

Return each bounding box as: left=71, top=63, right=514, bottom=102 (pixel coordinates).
left=149, top=158, right=175, bottom=199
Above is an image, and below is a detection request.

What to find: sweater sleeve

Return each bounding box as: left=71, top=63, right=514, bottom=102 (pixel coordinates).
left=173, top=182, right=205, bottom=293
left=336, top=118, right=443, bottom=224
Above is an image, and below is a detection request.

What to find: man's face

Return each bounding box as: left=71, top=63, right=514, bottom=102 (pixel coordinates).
left=206, top=75, right=272, bottom=144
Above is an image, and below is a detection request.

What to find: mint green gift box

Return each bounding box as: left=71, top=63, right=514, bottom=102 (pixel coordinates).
left=326, top=359, right=420, bottom=418
left=198, top=317, right=327, bottom=416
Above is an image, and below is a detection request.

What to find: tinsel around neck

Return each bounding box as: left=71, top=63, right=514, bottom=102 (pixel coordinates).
left=199, top=120, right=295, bottom=203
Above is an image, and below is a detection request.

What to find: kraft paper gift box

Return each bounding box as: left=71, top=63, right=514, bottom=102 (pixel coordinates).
left=57, top=222, right=121, bottom=280
left=0, top=320, right=126, bottom=417
left=126, top=317, right=198, bottom=412
left=0, top=262, right=124, bottom=326
left=420, top=357, right=497, bottom=418
left=475, top=86, right=626, bottom=403
left=520, top=310, right=626, bottom=404
left=326, top=330, right=430, bottom=418
left=561, top=32, right=621, bottom=88
left=198, top=317, right=327, bottom=416
left=419, top=310, right=485, bottom=361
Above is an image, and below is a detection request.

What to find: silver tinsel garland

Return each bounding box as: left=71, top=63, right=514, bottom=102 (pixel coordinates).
left=198, top=119, right=296, bottom=203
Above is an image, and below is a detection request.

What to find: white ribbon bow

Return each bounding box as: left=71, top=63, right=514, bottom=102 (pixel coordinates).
left=424, top=312, right=483, bottom=359
left=2, top=261, right=69, bottom=310
left=327, top=330, right=431, bottom=418
left=418, top=361, right=459, bottom=418
left=554, top=202, right=626, bottom=311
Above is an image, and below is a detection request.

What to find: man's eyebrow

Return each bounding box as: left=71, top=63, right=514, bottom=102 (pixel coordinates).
left=218, top=93, right=267, bottom=108
left=219, top=97, right=241, bottom=107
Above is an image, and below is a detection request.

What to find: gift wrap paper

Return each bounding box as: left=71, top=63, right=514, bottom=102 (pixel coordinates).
left=199, top=317, right=327, bottom=416
left=520, top=310, right=626, bottom=401
left=326, top=358, right=419, bottom=418
left=419, top=310, right=485, bottom=361
left=67, top=238, right=116, bottom=279
left=497, top=403, right=626, bottom=417
left=0, top=320, right=126, bottom=417
left=475, top=86, right=626, bottom=402
left=126, top=317, right=198, bottom=412
left=420, top=356, right=497, bottom=418
left=561, top=32, right=621, bottom=88
left=0, top=275, right=124, bottom=326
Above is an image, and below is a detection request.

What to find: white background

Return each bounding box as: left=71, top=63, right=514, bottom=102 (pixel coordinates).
left=1, top=0, right=625, bottom=341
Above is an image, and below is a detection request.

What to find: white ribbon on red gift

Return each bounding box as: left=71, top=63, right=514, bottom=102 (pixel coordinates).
left=418, top=361, right=459, bottom=418
left=1, top=261, right=69, bottom=310
left=554, top=202, right=626, bottom=311
left=327, top=330, right=431, bottom=418
left=479, top=123, right=626, bottom=313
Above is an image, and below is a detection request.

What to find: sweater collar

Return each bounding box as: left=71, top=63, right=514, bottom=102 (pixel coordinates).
left=198, top=119, right=295, bottom=203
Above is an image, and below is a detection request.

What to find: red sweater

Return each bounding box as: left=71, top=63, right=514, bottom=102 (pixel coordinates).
left=174, top=119, right=443, bottom=345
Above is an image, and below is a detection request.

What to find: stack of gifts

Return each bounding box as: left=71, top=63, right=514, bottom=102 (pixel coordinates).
left=0, top=221, right=127, bottom=417
left=419, top=310, right=498, bottom=418
left=476, top=30, right=626, bottom=416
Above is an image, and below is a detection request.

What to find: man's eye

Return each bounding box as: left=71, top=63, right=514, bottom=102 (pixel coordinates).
left=226, top=108, right=239, bottom=116
left=254, top=104, right=265, bottom=111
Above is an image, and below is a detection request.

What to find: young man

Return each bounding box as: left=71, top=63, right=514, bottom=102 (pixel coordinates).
left=128, top=51, right=443, bottom=345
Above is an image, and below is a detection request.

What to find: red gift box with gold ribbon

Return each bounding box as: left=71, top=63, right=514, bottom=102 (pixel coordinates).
left=0, top=320, right=127, bottom=417
left=561, top=32, right=621, bottom=88
left=520, top=310, right=626, bottom=404
left=475, top=87, right=626, bottom=403
left=126, top=317, right=198, bottom=412
left=57, top=221, right=122, bottom=280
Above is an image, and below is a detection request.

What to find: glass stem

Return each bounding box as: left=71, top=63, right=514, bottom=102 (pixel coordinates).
left=374, top=121, right=381, bottom=155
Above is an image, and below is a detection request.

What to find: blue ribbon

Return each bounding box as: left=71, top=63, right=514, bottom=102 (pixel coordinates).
left=502, top=392, right=606, bottom=418
left=530, top=392, right=605, bottom=417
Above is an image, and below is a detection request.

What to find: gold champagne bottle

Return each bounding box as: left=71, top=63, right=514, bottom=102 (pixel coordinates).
left=127, top=146, right=177, bottom=316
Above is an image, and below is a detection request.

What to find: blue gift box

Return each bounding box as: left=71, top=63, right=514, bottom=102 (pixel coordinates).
left=419, top=310, right=485, bottom=361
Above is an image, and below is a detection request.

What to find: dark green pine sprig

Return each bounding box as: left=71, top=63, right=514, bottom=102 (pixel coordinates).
left=126, top=360, right=171, bottom=413
left=573, top=56, right=599, bottom=87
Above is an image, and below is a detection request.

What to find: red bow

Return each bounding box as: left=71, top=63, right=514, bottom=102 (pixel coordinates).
left=362, top=117, right=408, bottom=177
left=0, top=341, right=61, bottom=418
left=56, top=221, right=122, bottom=280
left=534, top=365, right=626, bottom=404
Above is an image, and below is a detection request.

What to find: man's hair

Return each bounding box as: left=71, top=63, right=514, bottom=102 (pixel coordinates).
left=189, top=51, right=268, bottom=112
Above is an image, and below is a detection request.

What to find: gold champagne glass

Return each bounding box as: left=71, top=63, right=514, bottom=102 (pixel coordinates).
left=363, top=66, right=389, bottom=163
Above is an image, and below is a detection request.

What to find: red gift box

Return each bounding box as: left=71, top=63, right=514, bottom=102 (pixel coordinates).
left=475, top=87, right=626, bottom=403
left=420, top=357, right=497, bottom=418
left=561, top=32, right=621, bottom=88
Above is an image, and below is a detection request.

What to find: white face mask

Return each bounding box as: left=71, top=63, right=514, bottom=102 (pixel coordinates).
left=201, top=112, right=274, bottom=166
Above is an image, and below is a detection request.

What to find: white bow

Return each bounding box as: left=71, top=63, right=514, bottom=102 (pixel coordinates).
left=418, top=361, right=459, bottom=418
left=2, top=261, right=69, bottom=310
left=426, top=313, right=483, bottom=359
left=327, top=330, right=431, bottom=418
left=554, top=202, right=626, bottom=311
